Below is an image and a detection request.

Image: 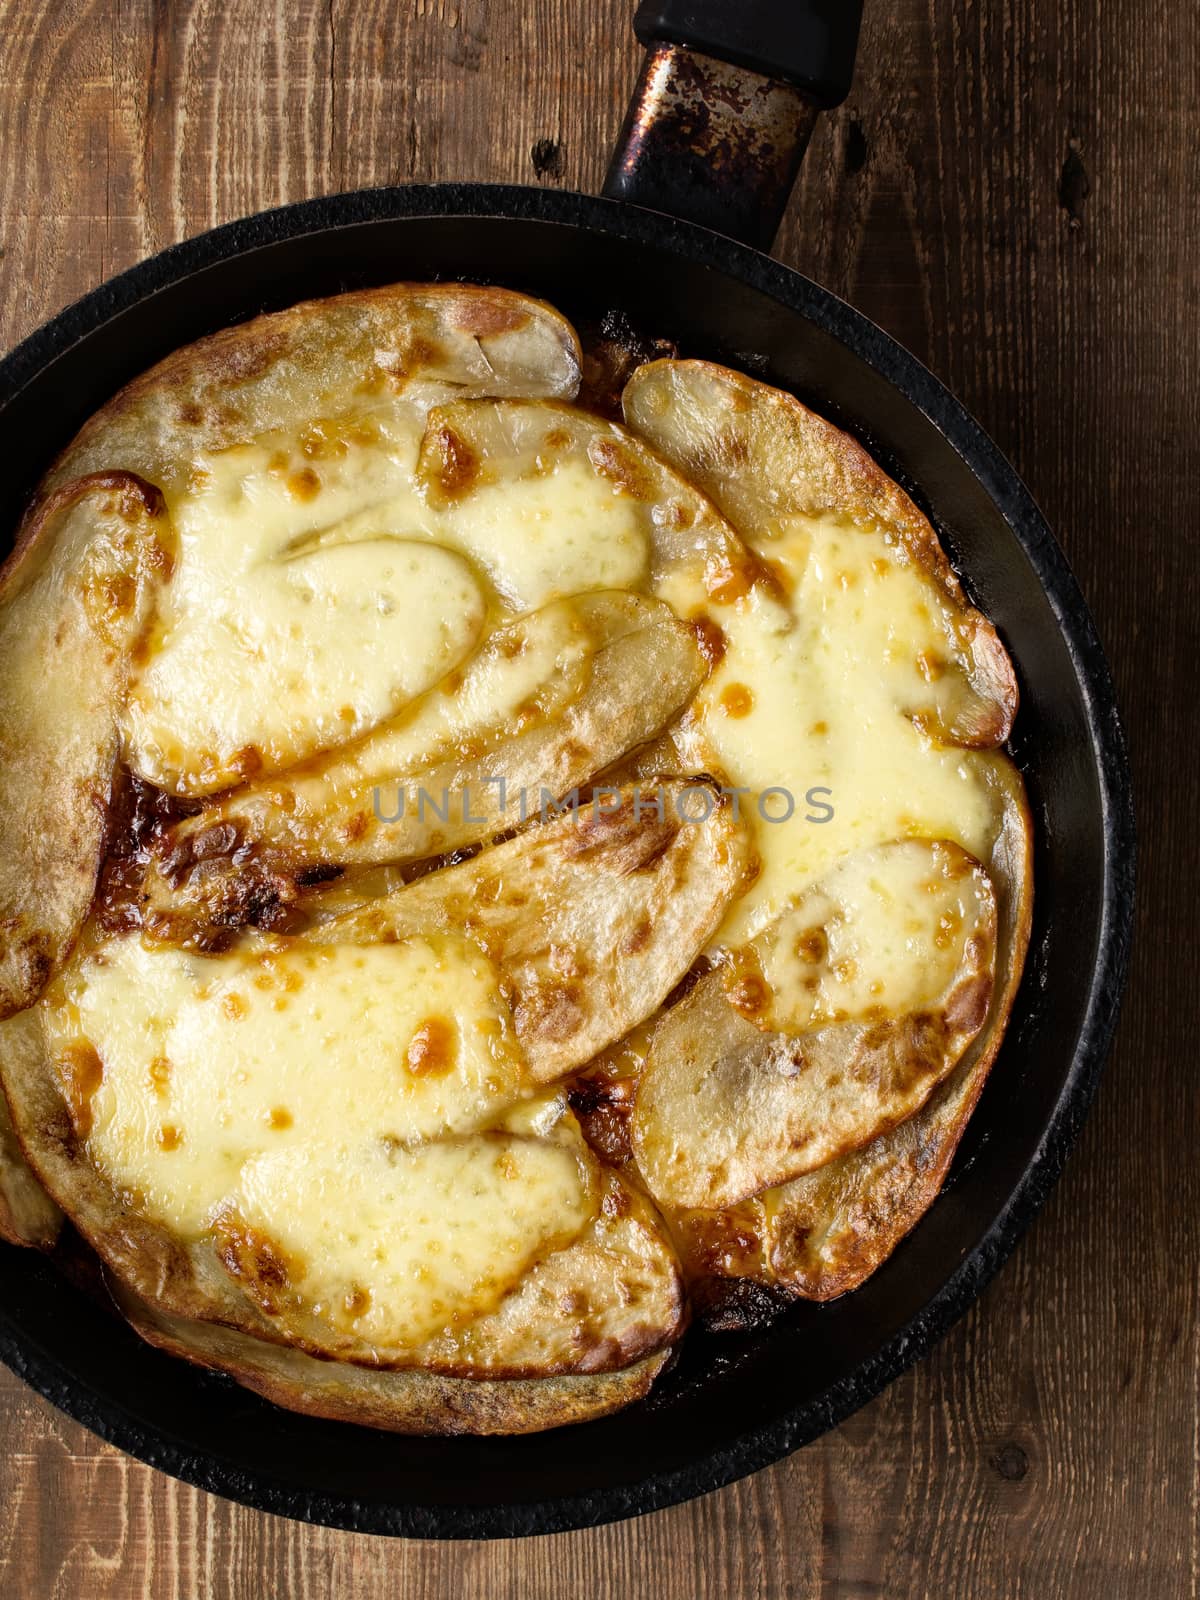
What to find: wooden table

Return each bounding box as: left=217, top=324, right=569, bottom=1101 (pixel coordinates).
left=0, top=2, right=1194, bottom=1594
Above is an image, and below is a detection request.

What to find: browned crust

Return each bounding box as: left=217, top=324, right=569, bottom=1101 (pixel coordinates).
left=0, top=470, right=165, bottom=603
left=110, top=1274, right=671, bottom=1436
left=763, top=754, right=1034, bottom=1299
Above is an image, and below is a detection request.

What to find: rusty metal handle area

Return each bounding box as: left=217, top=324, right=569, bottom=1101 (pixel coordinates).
left=603, top=1, right=863, bottom=252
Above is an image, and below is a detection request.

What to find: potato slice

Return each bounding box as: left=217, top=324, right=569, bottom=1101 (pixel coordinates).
left=0, top=473, right=170, bottom=1016
left=140, top=592, right=705, bottom=947
left=214, top=1160, right=684, bottom=1374
left=44, top=284, right=582, bottom=494
left=313, top=780, right=754, bottom=1084
left=632, top=840, right=998, bottom=1210
left=623, top=359, right=1017, bottom=748
left=212, top=1131, right=601, bottom=1363
left=761, top=755, right=1033, bottom=1298
left=111, top=1277, right=673, bottom=1435
left=131, top=393, right=760, bottom=943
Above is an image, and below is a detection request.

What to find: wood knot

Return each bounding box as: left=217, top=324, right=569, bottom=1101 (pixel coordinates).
left=990, top=1442, right=1029, bottom=1481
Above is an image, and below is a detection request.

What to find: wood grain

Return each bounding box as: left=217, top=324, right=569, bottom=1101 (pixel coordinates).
left=0, top=0, right=1196, bottom=1594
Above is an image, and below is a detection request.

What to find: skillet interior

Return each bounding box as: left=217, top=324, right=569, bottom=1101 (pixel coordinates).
left=0, top=185, right=1134, bottom=1538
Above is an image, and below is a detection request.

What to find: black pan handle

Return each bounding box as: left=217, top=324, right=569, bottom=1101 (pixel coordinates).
left=603, top=1, right=863, bottom=252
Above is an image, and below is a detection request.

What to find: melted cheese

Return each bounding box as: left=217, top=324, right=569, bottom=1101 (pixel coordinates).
left=127, top=418, right=472, bottom=793
left=228, top=1133, right=594, bottom=1349
left=127, top=539, right=485, bottom=793
left=659, top=514, right=1001, bottom=947
left=728, top=839, right=994, bottom=1033
left=325, top=594, right=601, bottom=782
left=128, top=422, right=649, bottom=795
left=82, top=367, right=1018, bottom=1355
left=435, top=456, right=648, bottom=608
left=47, top=934, right=533, bottom=1234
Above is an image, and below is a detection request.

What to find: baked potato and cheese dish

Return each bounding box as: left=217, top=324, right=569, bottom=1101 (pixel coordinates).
left=0, top=284, right=1031, bottom=1434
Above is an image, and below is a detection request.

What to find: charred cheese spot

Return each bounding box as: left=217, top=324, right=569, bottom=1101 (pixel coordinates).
left=703, top=549, right=757, bottom=604
left=286, top=467, right=321, bottom=501
left=586, top=436, right=658, bottom=501
left=691, top=615, right=727, bottom=669
left=343, top=1285, right=371, bottom=1318
left=405, top=1017, right=457, bottom=1079
left=212, top=1212, right=300, bottom=1314
left=719, top=683, right=754, bottom=719
left=53, top=1041, right=104, bottom=1139
left=427, top=423, right=481, bottom=499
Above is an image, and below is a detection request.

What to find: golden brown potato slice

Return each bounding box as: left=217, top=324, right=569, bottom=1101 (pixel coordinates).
left=44, top=284, right=582, bottom=495
left=632, top=840, right=998, bottom=1210
left=213, top=1162, right=684, bottom=1375
left=207, top=1125, right=599, bottom=1367
left=623, top=359, right=1017, bottom=748
left=313, top=780, right=754, bottom=1084
left=760, top=755, right=1033, bottom=1298
left=140, top=592, right=705, bottom=946
left=110, top=1276, right=672, bottom=1436
left=0, top=473, right=171, bottom=1016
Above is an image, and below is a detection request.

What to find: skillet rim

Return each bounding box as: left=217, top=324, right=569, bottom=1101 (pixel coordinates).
left=0, top=181, right=1136, bottom=1539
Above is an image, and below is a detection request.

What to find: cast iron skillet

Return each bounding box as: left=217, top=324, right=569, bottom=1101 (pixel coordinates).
left=0, top=0, right=1134, bottom=1538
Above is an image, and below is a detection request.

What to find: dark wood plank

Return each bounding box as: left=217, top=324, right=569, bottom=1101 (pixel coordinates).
left=0, top=0, right=1194, bottom=1595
